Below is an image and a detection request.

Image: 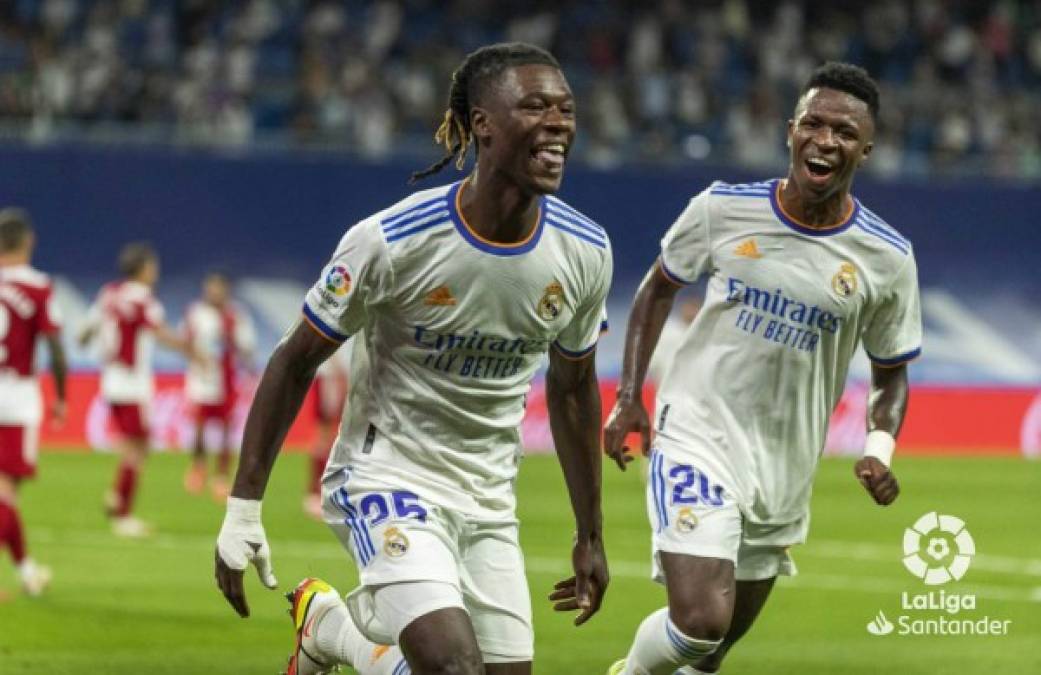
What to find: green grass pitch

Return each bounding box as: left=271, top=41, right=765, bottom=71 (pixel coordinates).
left=0, top=451, right=1038, bottom=674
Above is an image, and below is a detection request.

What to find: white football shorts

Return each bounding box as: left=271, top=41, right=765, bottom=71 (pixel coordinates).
left=646, top=443, right=805, bottom=582
left=323, top=468, right=533, bottom=663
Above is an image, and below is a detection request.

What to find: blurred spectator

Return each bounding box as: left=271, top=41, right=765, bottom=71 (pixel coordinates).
left=0, top=0, right=1039, bottom=179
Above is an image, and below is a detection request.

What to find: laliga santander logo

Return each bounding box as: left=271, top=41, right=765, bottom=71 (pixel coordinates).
left=325, top=264, right=352, bottom=296
left=902, top=512, right=975, bottom=585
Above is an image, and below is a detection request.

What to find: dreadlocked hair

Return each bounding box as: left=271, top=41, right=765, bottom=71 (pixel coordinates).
left=409, top=42, right=561, bottom=184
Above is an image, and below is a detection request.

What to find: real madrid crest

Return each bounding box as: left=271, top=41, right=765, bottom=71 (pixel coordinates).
left=538, top=280, right=565, bottom=321
left=676, top=507, right=698, bottom=533
left=383, top=527, right=409, bottom=557
left=831, top=262, right=857, bottom=298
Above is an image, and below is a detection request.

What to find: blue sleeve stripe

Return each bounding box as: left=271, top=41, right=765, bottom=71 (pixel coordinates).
left=381, top=197, right=448, bottom=227
left=302, top=304, right=348, bottom=342
left=544, top=203, right=607, bottom=238
left=859, top=208, right=909, bottom=244
left=545, top=218, right=607, bottom=248
left=859, top=211, right=910, bottom=248
left=546, top=197, right=604, bottom=232
left=867, top=347, right=921, bottom=366
left=709, top=189, right=771, bottom=197
left=385, top=217, right=452, bottom=243
left=658, top=258, right=693, bottom=285
left=855, top=219, right=909, bottom=254
left=382, top=206, right=450, bottom=233
left=552, top=340, right=597, bottom=359
left=713, top=180, right=774, bottom=191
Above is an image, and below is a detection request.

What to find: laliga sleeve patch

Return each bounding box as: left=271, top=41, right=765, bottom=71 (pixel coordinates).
left=316, top=261, right=356, bottom=308
left=325, top=263, right=353, bottom=296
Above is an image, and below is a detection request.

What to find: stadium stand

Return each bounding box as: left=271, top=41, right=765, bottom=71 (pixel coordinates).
left=0, top=0, right=1039, bottom=178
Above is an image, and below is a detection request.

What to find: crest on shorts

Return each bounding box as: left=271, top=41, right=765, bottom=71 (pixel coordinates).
left=538, top=281, right=564, bottom=321
left=831, top=262, right=857, bottom=298
left=676, top=507, right=699, bottom=533
left=382, top=527, right=409, bottom=557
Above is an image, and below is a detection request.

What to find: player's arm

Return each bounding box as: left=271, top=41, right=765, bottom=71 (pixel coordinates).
left=855, top=362, right=908, bottom=506
left=602, top=259, right=681, bottom=469
left=45, top=333, right=67, bottom=425
left=545, top=347, right=608, bottom=626
left=215, top=320, right=339, bottom=617
left=856, top=250, right=921, bottom=507
left=154, top=322, right=199, bottom=360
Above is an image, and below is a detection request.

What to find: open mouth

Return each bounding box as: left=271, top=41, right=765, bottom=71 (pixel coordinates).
left=805, top=157, right=836, bottom=182
left=531, top=142, right=567, bottom=174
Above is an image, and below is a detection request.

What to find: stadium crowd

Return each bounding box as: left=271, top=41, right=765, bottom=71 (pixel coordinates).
left=1, top=0, right=1040, bottom=178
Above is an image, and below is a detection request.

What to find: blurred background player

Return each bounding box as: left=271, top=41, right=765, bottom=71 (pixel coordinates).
left=79, top=243, right=193, bottom=538
left=604, top=63, right=921, bottom=675
left=304, top=346, right=349, bottom=519
left=0, top=208, right=65, bottom=596
left=182, top=272, right=256, bottom=501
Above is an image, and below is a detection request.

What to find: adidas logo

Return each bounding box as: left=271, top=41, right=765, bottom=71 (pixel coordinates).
left=424, top=285, right=456, bottom=306
left=735, top=238, right=762, bottom=259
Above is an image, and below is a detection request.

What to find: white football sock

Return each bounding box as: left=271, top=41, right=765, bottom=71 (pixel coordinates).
left=315, top=601, right=410, bottom=674
left=623, top=608, right=721, bottom=675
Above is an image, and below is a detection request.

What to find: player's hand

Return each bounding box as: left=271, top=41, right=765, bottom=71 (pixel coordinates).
left=49, top=399, right=67, bottom=427
left=602, top=394, right=650, bottom=470
left=854, top=457, right=899, bottom=506
left=214, top=497, right=278, bottom=618
left=548, top=534, right=609, bottom=626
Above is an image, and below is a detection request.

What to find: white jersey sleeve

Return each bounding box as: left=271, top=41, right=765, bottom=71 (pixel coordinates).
left=660, top=188, right=714, bottom=285
left=553, top=245, right=612, bottom=358
left=234, top=306, right=257, bottom=355
left=145, top=296, right=165, bottom=328
left=861, top=252, right=922, bottom=365
left=303, top=219, right=392, bottom=342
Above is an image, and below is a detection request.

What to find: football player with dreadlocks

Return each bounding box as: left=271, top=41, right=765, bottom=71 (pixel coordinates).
left=214, top=42, right=613, bottom=675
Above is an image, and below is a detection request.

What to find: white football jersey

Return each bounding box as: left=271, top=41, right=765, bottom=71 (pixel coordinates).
left=655, top=179, right=922, bottom=525
left=183, top=301, right=256, bottom=404
left=304, top=180, right=612, bottom=517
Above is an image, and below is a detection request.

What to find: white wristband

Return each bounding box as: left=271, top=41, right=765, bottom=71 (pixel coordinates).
left=225, top=496, right=262, bottom=522
left=863, top=430, right=896, bottom=467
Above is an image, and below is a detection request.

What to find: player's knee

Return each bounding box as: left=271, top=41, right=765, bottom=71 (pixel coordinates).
left=410, top=645, right=483, bottom=675
left=670, top=603, right=729, bottom=643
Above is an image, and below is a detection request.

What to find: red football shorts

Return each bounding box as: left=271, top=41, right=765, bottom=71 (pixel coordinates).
left=0, top=425, right=39, bottom=479
left=109, top=403, right=149, bottom=440
left=313, top=385, right=345, bottom=424
left=195, top=400, right=233, bottom=424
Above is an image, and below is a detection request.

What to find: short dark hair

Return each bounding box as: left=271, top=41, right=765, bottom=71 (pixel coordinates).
left=803, top=62, right=879, bottom=120
left=118, top=242, right=158, bottom=278
left=410, top=42, right=561, bottom=183
left=0, top=208, right=33, bottom=253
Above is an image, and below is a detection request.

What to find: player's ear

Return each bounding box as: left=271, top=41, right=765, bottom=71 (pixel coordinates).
left=859, top=141, right=874, bottom=165
left=785, top=119, right=794, bottom=149
left=470, top=106, right=492, bottom=144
